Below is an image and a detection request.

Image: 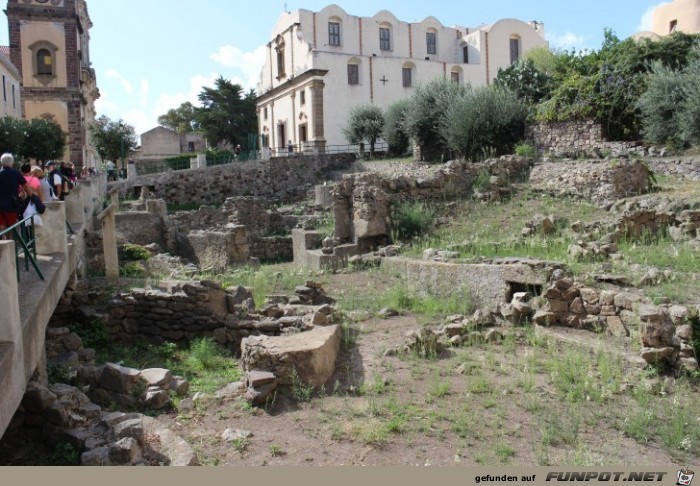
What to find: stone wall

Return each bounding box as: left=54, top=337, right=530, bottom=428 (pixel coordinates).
left=113, top=154, right=355, bottom=206
left=534, top=278, right=698, bottom=373
left=104, top=281, right=246, bottom=347
left=171, top=228, right=250, bottom=272
left=333, top=156, right=533, bottom=249
left=526, top=120, right=642, bottom=157
left=529, top=159, right=653, bottom=206
left=104, top=280, right=338, bottom=354
left=645, top=157, right=700, bottom=181
left=165, top=197, right=294, bottom=265
left=382, top=256, right=560, bottom=313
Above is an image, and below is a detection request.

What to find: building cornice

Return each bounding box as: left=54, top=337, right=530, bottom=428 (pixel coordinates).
left=256, top=69, right=329, bottom=103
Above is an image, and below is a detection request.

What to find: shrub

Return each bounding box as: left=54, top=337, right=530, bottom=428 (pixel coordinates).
left=122, top=243, right=151, bottom=261
left=636, top=62, right=688, bottom=149
left=403, top=78, right=467, bottom=162
left=515, top=143, right=537, bottom=157
left=443, top=86, right=526, bottom=161
left=383, top=98, right=411, bottom=156
left=119, top=262, right=147, bottom=278
left=391, top=201, right=435, bottom=241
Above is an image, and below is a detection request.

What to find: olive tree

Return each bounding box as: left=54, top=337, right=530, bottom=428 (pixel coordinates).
left=343, top=103, right=384, bottom=157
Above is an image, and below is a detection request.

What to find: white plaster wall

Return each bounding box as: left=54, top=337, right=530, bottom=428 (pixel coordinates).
left=0, top=55, right=22, bottom=118
left=484, top=19, right=548, bottom=82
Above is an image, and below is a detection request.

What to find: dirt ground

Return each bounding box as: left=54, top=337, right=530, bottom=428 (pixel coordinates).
left=158, top=272, right=692, bottom=467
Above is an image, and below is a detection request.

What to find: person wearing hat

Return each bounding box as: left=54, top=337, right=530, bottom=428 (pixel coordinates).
left=0, top=153, right=30, bottom=236
left=46, top=161, right=64, bottom=201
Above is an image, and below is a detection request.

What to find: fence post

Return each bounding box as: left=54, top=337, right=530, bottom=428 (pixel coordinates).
left=97, top=204, right=119, bottom=284
left=35, top=201, right=68, bottom=256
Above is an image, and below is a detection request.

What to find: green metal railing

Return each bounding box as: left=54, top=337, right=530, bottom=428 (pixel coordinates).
left=0, top=215, right=44, bottom=282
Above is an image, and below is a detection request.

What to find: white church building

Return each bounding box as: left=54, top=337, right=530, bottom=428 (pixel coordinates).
left=256, top=4, right=548, bottom=153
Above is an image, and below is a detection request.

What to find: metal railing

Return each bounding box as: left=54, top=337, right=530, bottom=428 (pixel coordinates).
left=132, top=142, right=391, bottom=176
left=0, top=215, right=44, bottom=282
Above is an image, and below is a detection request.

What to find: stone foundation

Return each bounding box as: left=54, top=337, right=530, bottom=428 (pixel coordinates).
left=529, top=159, right=653, bottom=206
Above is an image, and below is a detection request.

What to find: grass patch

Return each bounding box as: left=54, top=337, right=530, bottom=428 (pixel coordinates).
left=105, top=338, right=240, bottom=395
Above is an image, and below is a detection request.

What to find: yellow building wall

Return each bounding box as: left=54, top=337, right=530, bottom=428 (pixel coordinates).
left=652, top=0, right=700, bottom=35
left=20, top=21, right=68, bottom=88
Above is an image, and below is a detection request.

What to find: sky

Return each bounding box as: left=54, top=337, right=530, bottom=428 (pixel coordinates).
left=0, top=0, right=673, bottom=137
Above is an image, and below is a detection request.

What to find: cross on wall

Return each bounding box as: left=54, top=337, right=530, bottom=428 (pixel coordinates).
left=379, top=76, right=389, bottom=86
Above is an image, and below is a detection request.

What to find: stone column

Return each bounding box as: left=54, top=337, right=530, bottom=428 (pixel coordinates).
left=309, top=79, right=326, bottom=154
left=110, top=188, right=119, bottom=211
left=80, top=179, right=94, bottom=231
left=36, top=202, right=68, bottom=256
left=97, top=204, right=119, bottom=284
left=0, top=240, right=24, bottom=439
left=127, top=160, right=137, bottom=180
left=64, top=186, right=85, bottom=228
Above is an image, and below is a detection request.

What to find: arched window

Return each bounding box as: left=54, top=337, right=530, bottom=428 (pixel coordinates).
left=347, top=58, right=361, bottom=85
left=379, top=22, right=392, bottom=51
left=328, top=16, right=342, bottom=46
left=37, top=48, right=53, bottom=75
left=509, top=35, right=521, bottom=64
left=402, top=62, right=415, bottom=88
left=426, top=28, right=437, bottom=55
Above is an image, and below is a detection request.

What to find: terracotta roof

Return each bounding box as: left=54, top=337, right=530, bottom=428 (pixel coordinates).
left=0, top=46, right=9, bottom=58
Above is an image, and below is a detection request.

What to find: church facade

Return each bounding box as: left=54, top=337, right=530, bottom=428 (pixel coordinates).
left=5, top=0, right=100, bottom=169
left=256, top=5, right=547, bottom=153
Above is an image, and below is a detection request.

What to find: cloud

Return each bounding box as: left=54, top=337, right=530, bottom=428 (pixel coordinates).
left=139, top=79, right=149, bottom=108
left=105, top=68, right=133, bottom=94
left=547, top=31, right=586, bottom=50
left=209, top=44, right=266, bottom=89
left=153, top=73, right=219, bottom=118
left=638, top=2, right=671, bottom=32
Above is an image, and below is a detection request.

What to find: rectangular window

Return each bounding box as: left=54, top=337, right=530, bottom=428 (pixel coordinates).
left=451, top=72, right=460, bottom=83
left=670, top=20, right=678, bottom=33
left=2, top=75, right=6, bottom=103
left=402, top=67, right=412, bottom=88
left=264, top=107, right=268, bottom=120
left=329, top=22, right=340, bottom=46
left=277, top=49, right=285, bottom=78
left=11, top=84, right=15, bottom=109
left=426, top=32, right=437, bottom=55
left=347, top=64, right=359, bottom=85
left=463, top=46, right=469, bottom=63
left=380, top=28, right=391, bottom=51
left=510, top=38, right=520, bottom=64
left=300, top=90, right=305, bottom=105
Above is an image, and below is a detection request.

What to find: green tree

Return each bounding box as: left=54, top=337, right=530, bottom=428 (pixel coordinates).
left=158, top=101, right=198, bottom=134
left=23, top=118, right=66, bottom=162
left=0, top=116, right=66, bottom=163
left=495, top=58, right=551, bottom=106
left=0, top=115, right=26, bottom=157
left=343, top=103, right=384, bottom=157
left=403, top=78, right=467, bottom=162
left=383, top=98, right=411, bottom=156
left=194, top=77, right=257, bottom=148
left=532, top=30, right=700, bottom=140
left=444, top=86, right=526, bottom=161
left=89, top=116, right=138, bottom=167
left=637, top=59, right=700, bottom=149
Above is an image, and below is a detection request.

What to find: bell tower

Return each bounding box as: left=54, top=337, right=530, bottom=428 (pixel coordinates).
left=5, top=0, right=99, bottom=168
